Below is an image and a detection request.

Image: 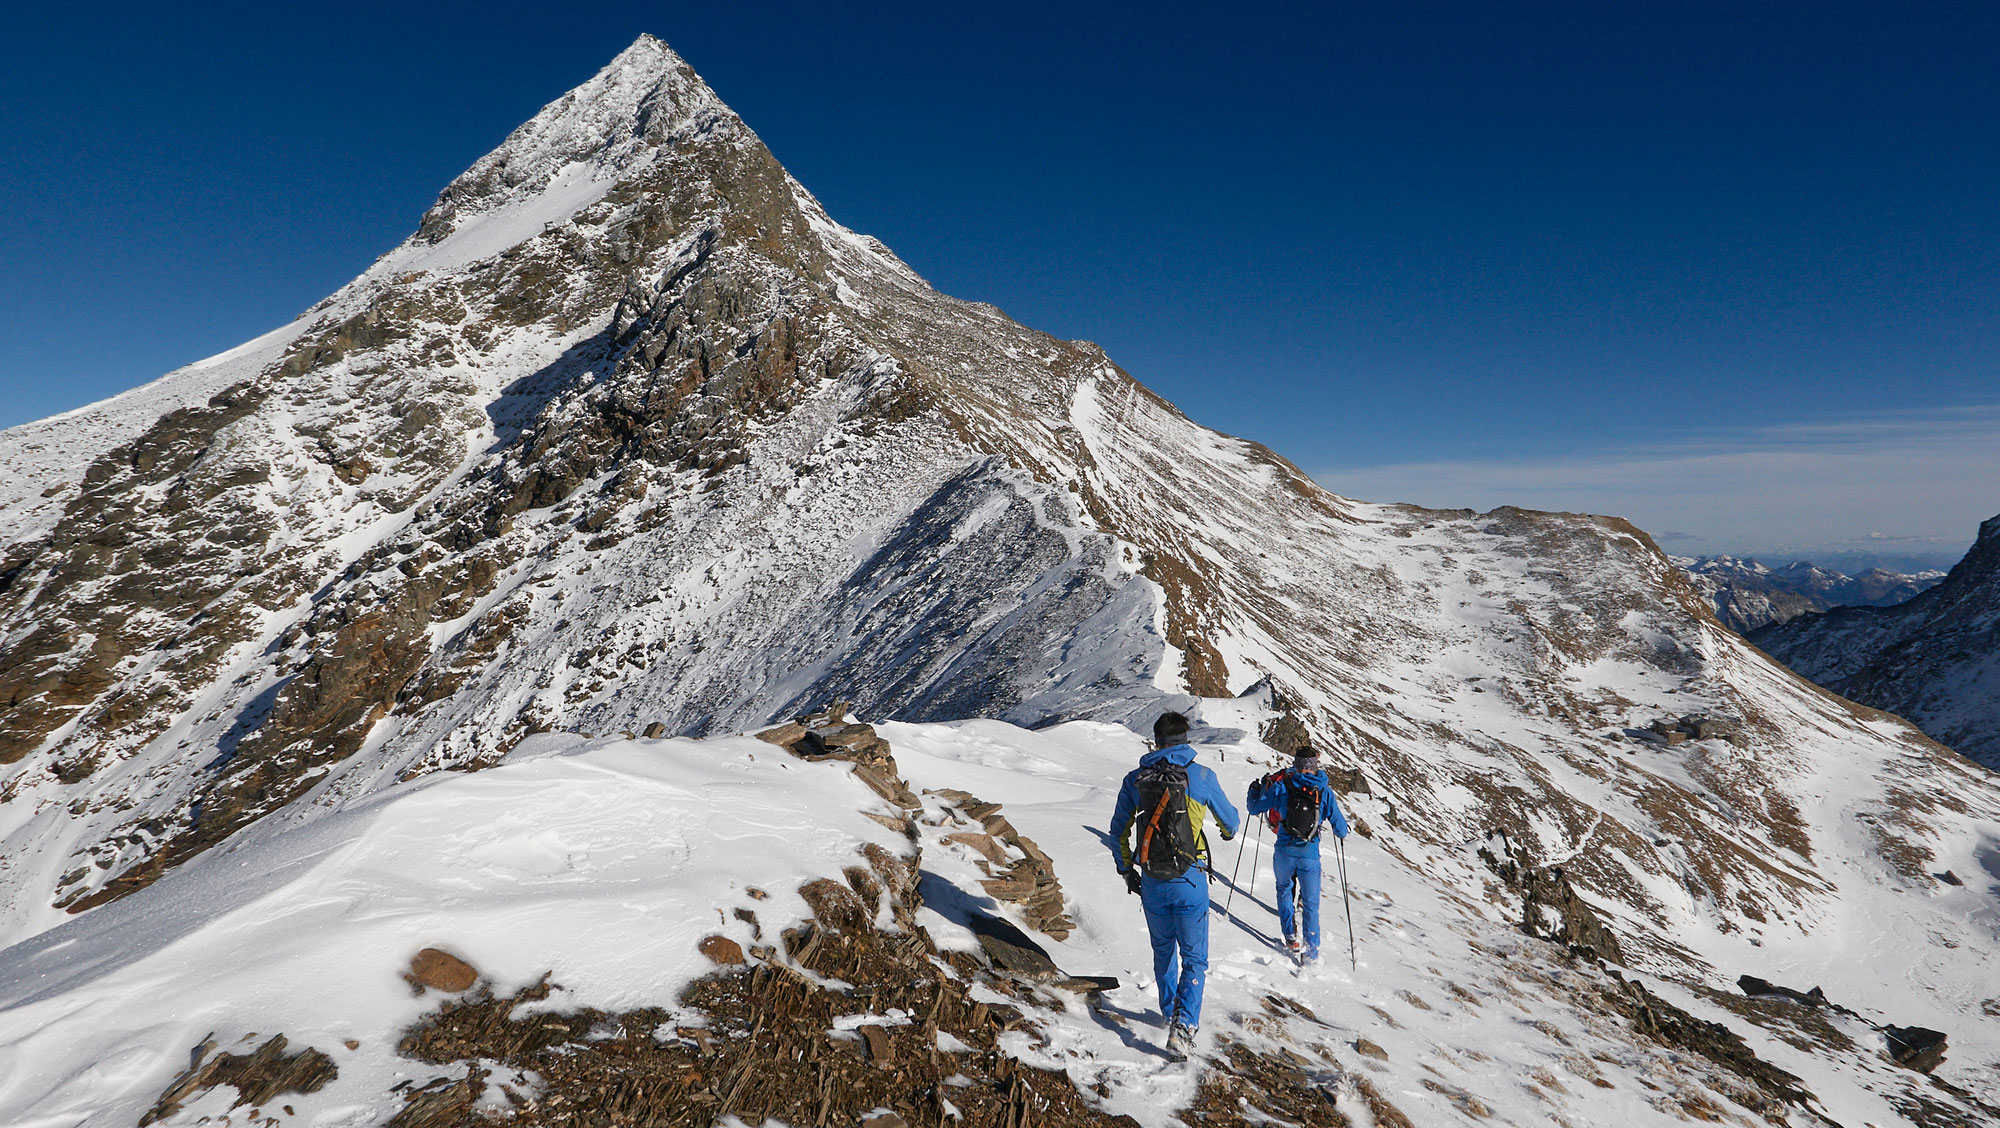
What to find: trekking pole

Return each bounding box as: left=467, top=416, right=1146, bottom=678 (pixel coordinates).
left=1335, top=834, right=1357, bottom=972
left=1248, top=817, right=1263, bottom=904
left=1221, top=818, right=1251, bottom=917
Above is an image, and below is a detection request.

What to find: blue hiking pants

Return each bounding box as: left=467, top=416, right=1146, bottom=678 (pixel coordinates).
left=1274, top=844, right=1322, bottom=953
left=1139, top=869, right=1210, bottom=1027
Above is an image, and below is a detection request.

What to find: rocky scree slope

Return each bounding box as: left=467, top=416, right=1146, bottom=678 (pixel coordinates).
left=1751, top=513, right=2000, bottom=771
left=0, top=34, right=1998, bottom=1124
left=1676, top=556, right=1945, bottom=634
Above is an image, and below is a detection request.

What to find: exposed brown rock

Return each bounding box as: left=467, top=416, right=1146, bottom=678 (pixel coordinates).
left=699, top=935, right=746, bottom=965
left=755, top=721, right=809, bottom=747
left=410, top=948, right=479, bottom=993
left=927, top=789, right=1075, bottom=940
left=1259, top=712, right=1311, bottom=755
left=943, top=831, right=1010, bottom=865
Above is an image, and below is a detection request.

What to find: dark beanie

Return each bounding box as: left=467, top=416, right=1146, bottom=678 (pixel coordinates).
left=1153, top=711, right=1190, bottom=747
left=1293, top=746, right=1321, bottom=773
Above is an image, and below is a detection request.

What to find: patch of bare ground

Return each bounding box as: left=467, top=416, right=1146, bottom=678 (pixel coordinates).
left=1890, top=1089, right=2000, bottom=1128
left=1628, top=776, right=1813, bottom=921
left=1188, top=1038, right=1355, bottom=1127
left=384, top=847, right=1138, bottom=1128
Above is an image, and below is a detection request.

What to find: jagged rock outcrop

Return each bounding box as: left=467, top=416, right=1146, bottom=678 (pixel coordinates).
left=923, top=787, right=1076, bottom=940
left=1752, top=513, right=2000, bottom=769
left=142, top=1034, right=338, bottom=1125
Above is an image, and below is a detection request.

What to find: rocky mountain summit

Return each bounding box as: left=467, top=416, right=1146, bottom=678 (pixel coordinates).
left=1675, top=555, right=1945, bottom=633
left=3, top=34, right=2000, bottom=1127
left=1751, top=513, right=2000, bottom=771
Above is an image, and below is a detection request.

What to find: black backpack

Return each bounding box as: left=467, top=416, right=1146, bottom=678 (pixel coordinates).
left=1133, top=761, right=1199, bottom=879
left=1281, top=772, right=1323, bottom=841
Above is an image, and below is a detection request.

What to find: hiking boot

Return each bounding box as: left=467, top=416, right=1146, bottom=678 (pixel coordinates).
left=1285, top=933, right=1301, bottom=954
left=1301, top=947, right=1321, bottom=965
left=1165, top=1022, right=1196, bottom=1060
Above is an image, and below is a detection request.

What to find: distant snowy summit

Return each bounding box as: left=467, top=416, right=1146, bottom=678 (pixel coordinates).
left=1751, top=512, right=2000, bottom=770
left=1673, top=553, right=1944, bottom=633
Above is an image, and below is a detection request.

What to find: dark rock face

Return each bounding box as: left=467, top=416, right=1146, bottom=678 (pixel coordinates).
left=1883, top=1025, right=1949, bottom=1073
left=1752, top=513, right=2000, bottom=769
left=1477, top=833, right=1625, bottom=965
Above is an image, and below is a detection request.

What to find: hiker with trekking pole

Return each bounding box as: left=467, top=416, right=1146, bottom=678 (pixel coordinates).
left=1109, top=711, right=1241, bottom=1061
left=1245, top=745, right=1352, bottom=967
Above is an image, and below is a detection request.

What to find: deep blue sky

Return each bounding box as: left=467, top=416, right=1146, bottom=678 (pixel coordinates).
left=3, top=3, right=1996, bottom=563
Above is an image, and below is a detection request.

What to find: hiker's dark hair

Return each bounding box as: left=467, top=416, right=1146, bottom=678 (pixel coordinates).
left=1153, top=711, right=1190, bottom=748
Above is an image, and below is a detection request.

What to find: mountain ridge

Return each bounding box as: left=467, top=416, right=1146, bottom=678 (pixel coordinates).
left=2, top=35, right=1998, bottom=1125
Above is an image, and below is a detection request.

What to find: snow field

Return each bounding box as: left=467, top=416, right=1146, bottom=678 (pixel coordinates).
left=886, top=713, right=1866, bottom=1128
left=0, top=733, right=908, bottom=1127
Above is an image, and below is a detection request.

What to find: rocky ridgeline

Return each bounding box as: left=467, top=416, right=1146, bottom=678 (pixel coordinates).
left=1751, top=511, right=2000, bottom=770
left=1676, top=555, right=1946, bottom=634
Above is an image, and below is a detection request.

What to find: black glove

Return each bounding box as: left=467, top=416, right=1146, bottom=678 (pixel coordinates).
left=1123, top=868, right=1142, bottom=895
left=1220, top=826, right=1236, bottom=842
left=1248, top=780, right=1263, bottom=800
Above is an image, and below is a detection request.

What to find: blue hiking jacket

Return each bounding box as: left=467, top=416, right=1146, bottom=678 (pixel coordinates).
left=1109, top=743, right=1242, bottom=874
left=1247, top=768, right=1349, bottom=849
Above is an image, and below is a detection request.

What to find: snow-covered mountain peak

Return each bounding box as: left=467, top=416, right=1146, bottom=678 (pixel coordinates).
left=410, top=33, right=737, bottom=247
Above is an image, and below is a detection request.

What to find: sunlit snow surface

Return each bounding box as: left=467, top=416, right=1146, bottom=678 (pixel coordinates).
left=4, top=716, right=1991, bottom=1127
left=0, top=733, right=908, bottom=1127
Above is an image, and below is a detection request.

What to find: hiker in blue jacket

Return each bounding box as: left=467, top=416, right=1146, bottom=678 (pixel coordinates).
left=1109, top=711, right=1241, bottom=1059
left=1247, top=746, right=1350, bottom=963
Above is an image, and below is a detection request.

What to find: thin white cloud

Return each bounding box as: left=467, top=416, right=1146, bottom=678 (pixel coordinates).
left=1315, top=404, right=2000, bottom=563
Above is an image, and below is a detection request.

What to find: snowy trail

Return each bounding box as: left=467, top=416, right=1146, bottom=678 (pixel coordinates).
left=884, top=714, right=1953, bottom=1128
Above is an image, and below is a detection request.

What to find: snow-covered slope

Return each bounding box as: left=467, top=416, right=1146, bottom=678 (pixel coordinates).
left=4, top=718, right=1995, bottom=1127
left=1752, top=514, right=2000, bottom=771
left=3, top=33, right=1999, bottom=1127
left=1676, top=555, right=1946, bottom=634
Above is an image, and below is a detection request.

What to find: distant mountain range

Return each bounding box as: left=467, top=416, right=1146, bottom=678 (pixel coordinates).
left=1673, top=555, right=1945, bottom=633
left=1751, top=513, right=2000, bottom=771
